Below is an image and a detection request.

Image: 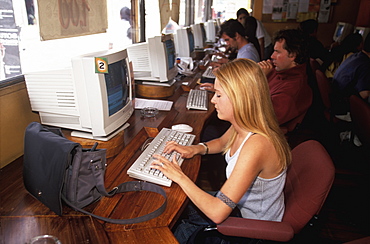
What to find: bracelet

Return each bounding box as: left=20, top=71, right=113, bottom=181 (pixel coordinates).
left=216, top=191, right=237, bottom=209
left=198, top=142, right=209, bottom=155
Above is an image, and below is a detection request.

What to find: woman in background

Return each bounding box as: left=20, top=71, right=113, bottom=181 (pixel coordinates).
left=244, top=16, right=261, bottom=60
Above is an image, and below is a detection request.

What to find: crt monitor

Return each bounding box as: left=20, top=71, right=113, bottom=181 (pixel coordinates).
left=174, top=27, right=195, bottom=58
left=191, top=23, right=207, bottom=49
left=24, top=49, right=134, bottom=141
left=333, top=22, right=354, bottom=43
left=204, top=19, right=217, bottom=43
left=354, top=26, right=370, bottom=39
left=126, top=34, right=178, bottom=82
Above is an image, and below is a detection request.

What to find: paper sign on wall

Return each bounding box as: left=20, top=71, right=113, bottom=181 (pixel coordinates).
left=37, top=0, right=108, bottom=41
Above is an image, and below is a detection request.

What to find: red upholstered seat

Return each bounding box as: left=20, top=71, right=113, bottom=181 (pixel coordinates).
left=217, top=140, right=335, bottom=242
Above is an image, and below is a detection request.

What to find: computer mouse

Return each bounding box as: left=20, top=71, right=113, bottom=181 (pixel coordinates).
left=171, top=124, right=193, bottom=133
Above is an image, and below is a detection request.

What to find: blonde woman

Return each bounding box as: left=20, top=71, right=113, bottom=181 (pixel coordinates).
left=152, top=58, right=291, bottom=243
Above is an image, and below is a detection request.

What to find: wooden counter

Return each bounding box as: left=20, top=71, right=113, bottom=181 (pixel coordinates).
left=0, top=70, right=215, bottom=243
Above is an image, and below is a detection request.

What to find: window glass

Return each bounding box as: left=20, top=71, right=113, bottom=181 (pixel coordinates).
left=212, top=0, right=252, bottom=22
left=178, top=0, right=186, bottom=27
left=107, top=0, right=133, bottom=50
left=145, top=1, right=161, bottom=38
left=146, top=0, right=186, bottom=38
left=194, top=0, right=203, bottom=24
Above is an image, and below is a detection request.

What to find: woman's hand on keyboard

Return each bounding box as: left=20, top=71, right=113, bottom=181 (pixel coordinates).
left=199, top=82, right=215, bottom=92
left=210, top=61, right=223, bottom=69
left=151, top=154, right=184, bottom=183
left=162, top=141, right=198, bottom=159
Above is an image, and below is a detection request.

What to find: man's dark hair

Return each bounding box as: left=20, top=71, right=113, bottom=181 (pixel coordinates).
left=273, top=29, right=308, bottom=64
left=364, top=33, right=370, bottom=52
left=339, top=33, right=363, bottom=54
left=219, top=19, right=246, bottom=39
left=236, top=8, right=250, bottom=18
left=299, top=19, right=318, bottom=36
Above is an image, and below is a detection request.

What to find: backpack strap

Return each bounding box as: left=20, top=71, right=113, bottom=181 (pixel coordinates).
left=62, top=181, right=167, bottom=224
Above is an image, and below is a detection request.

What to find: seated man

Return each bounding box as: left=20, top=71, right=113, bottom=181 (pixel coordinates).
left=202, top=29, right=313, bottom=134
left=322, top=33, right=363, bottom=79
left=259, top=29, right=313, bottom=133
left=331, top=33, right=370, bottom=114
left=212, top=18, right=260, bottom=66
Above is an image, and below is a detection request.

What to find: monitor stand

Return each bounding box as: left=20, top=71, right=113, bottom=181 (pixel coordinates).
left=71, top=123, right=130, bottom=141
left=136, top=81, right=175, bottom=99
left=141, top=79, right=176, bottom=87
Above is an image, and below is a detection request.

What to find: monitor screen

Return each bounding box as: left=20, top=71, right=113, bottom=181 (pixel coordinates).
left=105, top=60, right=129, bottom=116
left=164, top=38, right=176, bottom=70
left=187, top=28, right=195, bottom=53
left=333, top=22, right=354, bottom=43
left=201, top=24, right=207, bottom=44
left=335, top=25, right=344, bottom=38
left=355, top=29, right=364, bottom=36
left=354, top=26, right=370, bottom=39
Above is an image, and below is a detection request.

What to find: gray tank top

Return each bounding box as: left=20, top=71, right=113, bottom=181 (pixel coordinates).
left=225, top=132, right=286, bottom=221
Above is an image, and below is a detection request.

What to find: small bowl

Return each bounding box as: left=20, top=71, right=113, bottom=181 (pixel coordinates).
left=141, top=107, right=159, bottom=118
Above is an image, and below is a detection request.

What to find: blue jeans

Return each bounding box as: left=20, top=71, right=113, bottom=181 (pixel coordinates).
left=173, top=194, right=262, bottom=244
left=174, top=201, right=217, bottom=244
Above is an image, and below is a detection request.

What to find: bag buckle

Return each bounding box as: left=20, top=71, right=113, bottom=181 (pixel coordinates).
left=108, top=187, right=118, bottom=195
left=90, top=159, right=102, bottom=170
left=133, top=181, right=143, bottom=191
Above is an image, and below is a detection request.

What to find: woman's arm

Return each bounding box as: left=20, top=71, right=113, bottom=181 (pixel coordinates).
left=153, top=133, right=277, bottom=224
left=163, top=126, right=233, bottom=157
left=192, top=135, right=271, bottom=223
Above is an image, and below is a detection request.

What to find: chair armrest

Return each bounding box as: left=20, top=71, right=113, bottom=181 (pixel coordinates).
left=217, top=217, right=294, bottom=242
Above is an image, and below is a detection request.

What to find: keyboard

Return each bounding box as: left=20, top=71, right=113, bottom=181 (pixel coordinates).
left=127, top=128, right=195, bottom=187
left=202, top=66, right=216, bottom=79
left=186, top=89, right=208, bottom=111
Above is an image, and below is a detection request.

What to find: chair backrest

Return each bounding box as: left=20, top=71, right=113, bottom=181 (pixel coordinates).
left=315, top=70, right=336, bottom=122
left=283, top=140, right=335, bottom=234
left=309, top=58, right=320, bottom=72
left=282, top=87, right=313, bottom=133
left=315, top=70, right=332, bottom=111
left=349, top=95, right=370, bottom=147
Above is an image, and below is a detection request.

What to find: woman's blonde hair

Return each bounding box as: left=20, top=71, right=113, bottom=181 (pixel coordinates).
left=214, top=58, right=291, bottom=170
